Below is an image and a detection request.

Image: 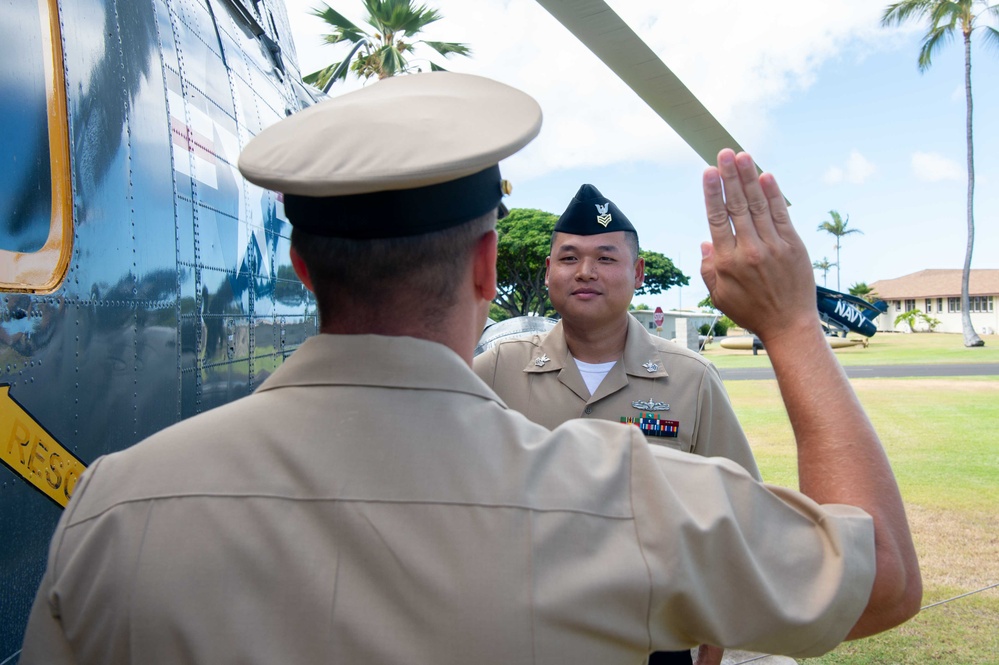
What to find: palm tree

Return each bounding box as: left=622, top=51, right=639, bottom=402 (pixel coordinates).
left=817, top=210, right=862, bottom=292
left=812, top=257, right=836, bottom=287
left=304, top=0, right=471, bottom=90
left=882, top=0, right=998, bottom=347
left=849, top=281, right=880, bottom=304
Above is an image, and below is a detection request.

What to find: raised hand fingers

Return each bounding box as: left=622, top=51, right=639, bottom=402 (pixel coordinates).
left=703, top=149, right=787, bottom=248
left=759, top=172, right=798, bottom=246
left=703, top=165, right=735, bottom=254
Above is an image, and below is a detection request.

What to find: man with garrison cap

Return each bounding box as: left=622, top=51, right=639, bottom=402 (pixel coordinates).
left=21, top=73, right=919, bottom=664
left=474, top=185, right=758, bottom=665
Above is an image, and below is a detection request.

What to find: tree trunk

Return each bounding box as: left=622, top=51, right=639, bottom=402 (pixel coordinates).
left=961, top=30, right=984, bottom=346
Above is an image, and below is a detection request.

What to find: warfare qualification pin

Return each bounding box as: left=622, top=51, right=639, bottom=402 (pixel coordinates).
left=632, top=399, right=669, bottom=411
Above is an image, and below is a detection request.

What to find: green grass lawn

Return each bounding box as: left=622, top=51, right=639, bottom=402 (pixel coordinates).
left=720, top=359, right=999, bottom=663
left=703, top=331, right=999, bottom=368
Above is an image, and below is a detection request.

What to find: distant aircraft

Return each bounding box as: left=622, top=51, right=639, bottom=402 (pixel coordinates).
left=816, top=286, right=888, bottom=338
left=0, top=0, right=319, bottom=657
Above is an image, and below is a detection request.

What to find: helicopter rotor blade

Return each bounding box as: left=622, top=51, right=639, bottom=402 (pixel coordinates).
left=534, top=0, right=747, bottom=167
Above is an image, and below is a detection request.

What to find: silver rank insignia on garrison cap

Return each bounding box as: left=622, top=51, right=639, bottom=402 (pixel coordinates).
left=632, top=399, right=669, bottom=411
left=642, top=361, right=659, bottom=373
left=595, top=202, right=612, bottom=227
left=533, top=354, right=550, bottom=367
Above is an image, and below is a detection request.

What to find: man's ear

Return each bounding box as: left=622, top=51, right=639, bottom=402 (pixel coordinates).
left=289, top=246, right=315, bottom=293
left=634, top=256, right=646, bottom=290
left=544, top=256, right=552, bottom=288
left=473, top=230, right=498, bottom=302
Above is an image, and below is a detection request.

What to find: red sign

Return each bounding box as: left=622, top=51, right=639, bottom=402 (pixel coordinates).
left=653, top=306, right=664, bottom=327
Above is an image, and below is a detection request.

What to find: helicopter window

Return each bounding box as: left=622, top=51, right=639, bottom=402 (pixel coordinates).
left=1, top=0, right=52, bottom=253
left=0, top=0, right=73, bottom=293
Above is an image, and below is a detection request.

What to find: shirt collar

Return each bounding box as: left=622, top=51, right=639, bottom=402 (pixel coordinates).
left=257, top=334, right=503, bottom=405
left=521, top=316, right=670, bottom=379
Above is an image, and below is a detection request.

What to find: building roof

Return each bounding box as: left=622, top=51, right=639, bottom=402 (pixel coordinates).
left=870, top=269, right=999, bottom=299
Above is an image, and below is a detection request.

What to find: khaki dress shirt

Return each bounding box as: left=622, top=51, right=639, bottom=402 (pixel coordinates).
left=22, top=335, right=873, bottom=664
left=474, top=317, right=760, bottom=478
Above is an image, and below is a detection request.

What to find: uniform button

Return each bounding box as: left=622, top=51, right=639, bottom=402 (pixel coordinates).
left=584, top=407, right=593, bottom=415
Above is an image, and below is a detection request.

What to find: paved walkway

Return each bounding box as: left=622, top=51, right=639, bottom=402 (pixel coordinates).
left=719, top=362, right=999, bottom=381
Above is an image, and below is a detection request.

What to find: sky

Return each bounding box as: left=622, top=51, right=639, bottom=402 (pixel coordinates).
left=282, top=0, right=999, bottom=312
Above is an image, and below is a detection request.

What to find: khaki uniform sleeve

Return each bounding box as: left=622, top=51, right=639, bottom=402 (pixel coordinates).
left=20, top=567, right=79, bottom=664
left=690, top=364, right=761, bottom=480
left=632, top=443, right=876, bottom=657
left=19, top=460, right=106, bottom=664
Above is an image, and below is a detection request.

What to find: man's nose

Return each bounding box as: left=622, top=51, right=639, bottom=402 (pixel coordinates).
left=575, top=258, right=597, bottom=279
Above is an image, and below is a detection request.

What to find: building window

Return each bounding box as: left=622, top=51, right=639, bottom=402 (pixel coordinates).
left=937, top=298, right=944, bottom=312
left=968, top=296, right=995, bottom=313
left=925, top=298, right=933, bottom=313
left=904, top=299, right=916, bottom=312
left=894, top=300, right=902, bottom=310
left=949, top=297, right=961, bottom=312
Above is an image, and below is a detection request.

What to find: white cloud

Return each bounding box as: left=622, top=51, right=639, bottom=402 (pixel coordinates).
left=911, top=151, right=963, bottom=181
left=286, top=0, right=897, bottom=179
left=823, top=150, right=876, bottom=184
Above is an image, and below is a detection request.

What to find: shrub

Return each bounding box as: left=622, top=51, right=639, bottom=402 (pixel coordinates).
left=700, top=319, right=730, bottom=337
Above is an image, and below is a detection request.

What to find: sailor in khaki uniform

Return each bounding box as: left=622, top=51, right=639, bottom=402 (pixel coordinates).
left=475, top=315, right=757, bottom=474
left=21, top=73, right=920, bottom=665
left=475, top=188, right=757, bottom=665
left=473, top=185, right=757, bottom=475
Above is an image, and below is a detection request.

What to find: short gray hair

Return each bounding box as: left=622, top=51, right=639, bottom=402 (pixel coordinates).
left=291, top=211, right=497, bottom=324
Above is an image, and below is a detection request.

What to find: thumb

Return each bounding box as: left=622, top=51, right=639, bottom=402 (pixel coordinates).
left=699, top=242, right=717, bottom=295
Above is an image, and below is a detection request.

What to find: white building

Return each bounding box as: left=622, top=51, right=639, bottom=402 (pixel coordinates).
left=629, top=309, right=715, bottom=351
left=870, top=269, right=999, bottom=334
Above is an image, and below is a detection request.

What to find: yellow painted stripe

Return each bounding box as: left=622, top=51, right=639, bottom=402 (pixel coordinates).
left=0, top=385, right=86, bottom=508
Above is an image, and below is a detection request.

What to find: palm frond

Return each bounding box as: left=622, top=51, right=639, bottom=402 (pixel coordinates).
left=302, top=61, right=348, bottom=89
left=377, top=45, right=408, bottom=77
left=422, top=40, right=471, bottom=57
left=981, top=25, right=999, bottom=52
left=394, top=3, right=443, bottom=35
left=881, top=0, right=936, bottom=27
left=918, top=25, right=954, bottom=70
left=312, top=3, right=369, bottom=45
left=927, top=1, right=963, bottom=31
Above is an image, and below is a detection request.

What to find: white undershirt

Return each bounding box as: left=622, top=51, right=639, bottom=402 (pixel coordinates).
left=573, top=357, right=617, bottom=395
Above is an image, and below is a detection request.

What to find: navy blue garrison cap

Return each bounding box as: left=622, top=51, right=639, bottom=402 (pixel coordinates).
left=553, top=184, right=636, bottom=236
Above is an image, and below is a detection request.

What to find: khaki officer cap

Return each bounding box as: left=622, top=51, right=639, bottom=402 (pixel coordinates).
left=238, top=72, right=543, bottom=238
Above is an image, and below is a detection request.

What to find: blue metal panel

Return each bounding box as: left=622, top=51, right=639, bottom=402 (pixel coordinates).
left=154, top=0, right=182, bottom=74
left=176, top=197, right=197, bottom=276
left=173, top=0, right=235, bottom=115
left=1, top=0, right=316, bottom=656
left=196, top=206, right=238, bottom=274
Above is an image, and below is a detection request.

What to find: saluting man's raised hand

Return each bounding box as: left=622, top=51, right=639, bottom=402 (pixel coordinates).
left=700, top=149, right=817, bottom=344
